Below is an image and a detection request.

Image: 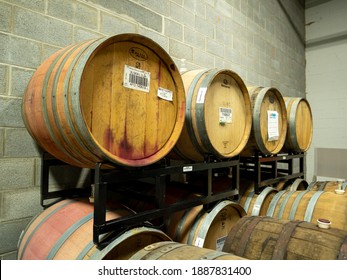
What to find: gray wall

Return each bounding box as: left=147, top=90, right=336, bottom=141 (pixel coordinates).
left=305, top=0, right=347, bottom=182
left=0, top=0, right=305, bottom=259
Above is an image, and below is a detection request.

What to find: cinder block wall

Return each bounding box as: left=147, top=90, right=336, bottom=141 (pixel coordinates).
left=0, top=0, right=305, bottom=259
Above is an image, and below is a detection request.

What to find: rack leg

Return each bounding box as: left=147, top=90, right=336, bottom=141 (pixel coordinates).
left=93, top=163, right=107, bottom=244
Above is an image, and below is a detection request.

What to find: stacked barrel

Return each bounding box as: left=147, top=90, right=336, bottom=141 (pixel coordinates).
left=19, top=33, right=341, bottom=262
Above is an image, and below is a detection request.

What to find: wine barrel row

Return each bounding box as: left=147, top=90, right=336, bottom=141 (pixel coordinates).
left=17, top=198, right=247, bottom=260
left=22, top=33, right=313, bottom=169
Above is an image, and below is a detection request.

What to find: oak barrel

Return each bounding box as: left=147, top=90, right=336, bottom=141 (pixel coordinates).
left=266, top=190, right=347, bottom=231
left=308, top=180, right=347, bottom=192
left=239, top=186, right=278, bottom=216
left=282, top=97, right=313, bottom=152
left=17, top=199, right=171, bottom=260
left=124, top=182, right=246, bottom=250
left=129, top=241, right=247, bottom=260
left=171, top=68, right=252, bottom=161
left=275, top=178, right=308, bottom=191
left=222, top=216, right=347, bottom=260
left=242, top=87, right=287, bottom=156
left=22, top=33, right=186, bottom=168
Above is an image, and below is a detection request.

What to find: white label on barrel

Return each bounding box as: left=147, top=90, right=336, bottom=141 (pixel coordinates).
left=267, top=110, right=279, bottom=141
left=219, top=107, right=232, bottom=124
left=157, top=87, right=173, bottom=101
left=123, top=65, right=150, bottom=93
left=216, top=236, right=227, bottom=251
left=196, top=87, right=207, bottom=104
left=183, top=166, right=193, bottom=172
left=195, top=237, right=204, bottom=248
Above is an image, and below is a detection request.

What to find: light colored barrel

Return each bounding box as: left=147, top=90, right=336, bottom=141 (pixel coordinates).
left=17, top=199, right=171, bottom=260
left=222, top=216, right=347, bottom=260
left=129, top=241, right=247, bottom=260
left=282, top=97, right=313, bottom=152
left=275, top=178, right=308, bottom=191
left=242, top=86, right=288, bottom=156
left=266, top=190, right=347, bottom=231
left=171, top=68, right=252, bottom=161
left=22, top=34, right=186, bottom=168
left=308, top=180, right=347, bottom=192
left=239, top=185, right=278, bottom=216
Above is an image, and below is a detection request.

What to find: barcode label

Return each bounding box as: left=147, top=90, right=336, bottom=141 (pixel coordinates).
left=123, top=65, right=150, bottom=92
left=219, top=107, right=232, bottom=124
left=216, top=236, right=227, bottom=251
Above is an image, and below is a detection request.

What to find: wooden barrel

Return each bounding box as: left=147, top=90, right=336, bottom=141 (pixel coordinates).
left=222, top=216, right=347, bottom=260
left=129, top=241, right=247, bottom=260
left=22, top=33, right=186, bottom=168
left=123, top=182, right=246, bottom=250
left=282, top=97, right=313, bottom=152
left=266, top=190, right=347, bottom=231
left=241, top=87, right=287, bottom=156
left=175, top=200, right=246, bottom=251
left=275, top=178, right=308, bottom=191
left=239, top=185, right=278, bottom=216
left=171, top=68, right=252, bottom=161
left=17, top=199, right=171, bottom=260
left=308, top=180, right=347, bottom=192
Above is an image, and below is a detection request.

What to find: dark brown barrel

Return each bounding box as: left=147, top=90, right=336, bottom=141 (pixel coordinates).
left=129, top=241, right=247, bottom=260
left=282, top=97, right=313, bottom=152
left=22, top=34, right=186, bottom=168
left=171, top=68, right=252, bottom=161
left=17, top=199, right=171, bottom=260
left=266, top=190, right=347, bottom=231
left=242, top=86, right=287, bottom=156
left=222, top=216, right=347, bottom=260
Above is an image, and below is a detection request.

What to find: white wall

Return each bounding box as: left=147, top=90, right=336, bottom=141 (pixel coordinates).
left=305, top=0, right=347, bottom=182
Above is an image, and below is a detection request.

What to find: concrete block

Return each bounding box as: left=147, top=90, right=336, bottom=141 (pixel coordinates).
left=0, top=129, right=4, bottom=157
left=74, top=28, right=103, bottom=43
left=0, top=33, right=41, bottom=68
left=193, top=50, right=214, bottom=69
left=164, top=18, right=183, bottom=41
left=1, top=251, right=17, bottom=260
left=206, top=39, right=224, bottom=57
left=100, top=12, right=137, bottom=35
left=138, top=0, right=170, bottom=17
left=0, top=218, right=32, bottom=256
left=184, top=27, right=205, bottom=49
left=41, top=45, right=61, bottom=63
left=48, top=0, right=98, bottom=30
left=170, top=2, right=195, bottom=27
left=4, top=128, right=41, bottom=158
left=233, top=8, right=246, bottom=27
left=139, top=27, right=169, bottom=52
left=8, top=0, right=45, bottom=12
left=225, top=46, right=241, bottom=65
left=195, top=15, right=214, bottom=38
left=10, top=67, right=34, bottom=98
left=0, top=158, right=35, bottom=190
left=0, top=96, right=25, bottom=128
left=1, top=188, right=41, bottom=221
left=89, top=0, right=162, bottom=32
left=0, top=2, right=12, bottom=32
left=183, top=0, right=205, bottom=18
left=13, top=7, right=73, bottom=47
left=0, top=65, right=9, bottom=95
left=169, top=39, right=193, bottom=61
